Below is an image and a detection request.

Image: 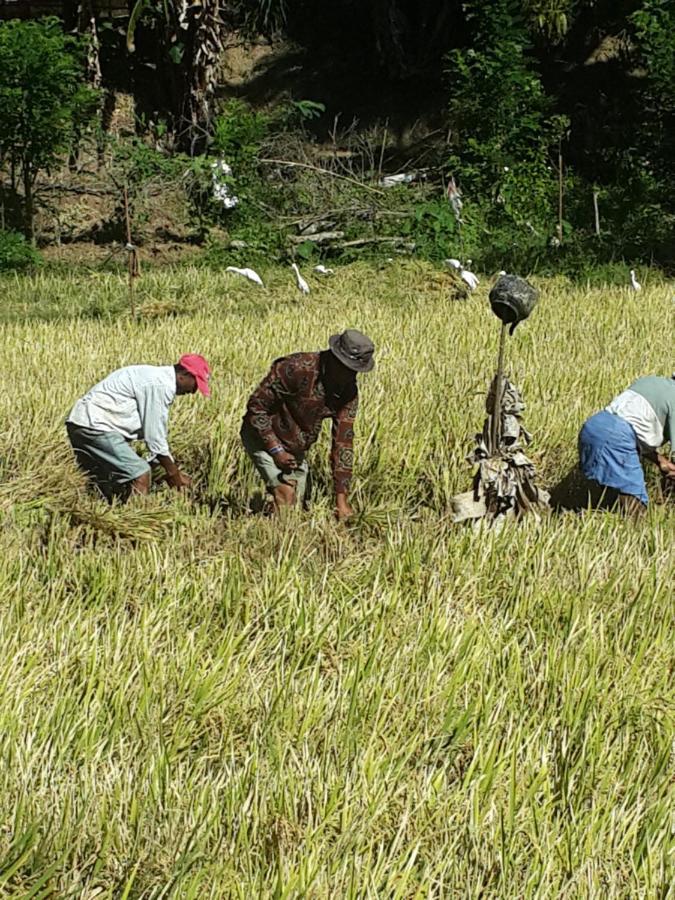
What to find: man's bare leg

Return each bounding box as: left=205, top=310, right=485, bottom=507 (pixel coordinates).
left=272, top=482, right=296, bottom=513
left=129, top=471, right=151, bottom=497
left=617, top=492, right=646, bottom=519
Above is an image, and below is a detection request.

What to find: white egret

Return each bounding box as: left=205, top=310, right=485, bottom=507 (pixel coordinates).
left=629, top=269, right=642, bottom=292
left=380, top=173, right=415, bottom=187
left=461, top=269, right=480, bottom=290
left=225, top=266, right=264, bottom=287
left=211, top=160, right=238, bottom=209
left=313, top=265, right=335, bottom=275
left=444, top=258, right=479, bottom=291
left=291, top=262, right=310, bottom=295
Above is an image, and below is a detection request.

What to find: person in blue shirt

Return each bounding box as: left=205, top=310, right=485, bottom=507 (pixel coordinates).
left=578, top=374, right=675, bottom=515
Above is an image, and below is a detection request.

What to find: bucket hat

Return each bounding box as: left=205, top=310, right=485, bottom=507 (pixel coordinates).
left=328, top=329, right=375, bottom=373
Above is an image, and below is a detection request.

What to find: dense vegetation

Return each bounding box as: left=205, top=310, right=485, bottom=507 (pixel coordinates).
left=0, top=1, right=673, bottom=272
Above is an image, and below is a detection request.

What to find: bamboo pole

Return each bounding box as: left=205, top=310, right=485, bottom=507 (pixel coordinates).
left=557, top=141, right=564, bottom=245
left=377, top=120, right=389, bottom=178
left=123, top=184, right=138, bottom=319
left=593, top=188, right=601, bottom=236
left=490, top=321, right=508, bottom=455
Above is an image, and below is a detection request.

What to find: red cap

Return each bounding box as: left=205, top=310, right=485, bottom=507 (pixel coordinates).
left=178, top=353, right=211, bottom=397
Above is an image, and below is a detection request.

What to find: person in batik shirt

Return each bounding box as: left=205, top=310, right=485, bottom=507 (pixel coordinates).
left=241, top=329, right=375, bottom=520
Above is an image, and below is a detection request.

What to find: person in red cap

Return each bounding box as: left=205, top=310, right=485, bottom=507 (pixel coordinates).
left=66, top=354, right=211, bottom=501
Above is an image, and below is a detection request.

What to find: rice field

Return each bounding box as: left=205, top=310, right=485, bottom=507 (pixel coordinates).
left=0, top=261, right=673, bottom=897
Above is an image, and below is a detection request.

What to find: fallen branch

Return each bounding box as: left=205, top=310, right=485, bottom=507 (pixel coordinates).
left=259, top=158, right=386, bottom=196
left=288, top=231, right=345, bottom=245
left=340, top=236, right=412, bottom=247
left=373, top=211, right=410, bottom=219
left=312, top=149, right=359, bottom=159
left=283, top=209, right=407, bottom=231
left=36, top=185, right=115, bottom=197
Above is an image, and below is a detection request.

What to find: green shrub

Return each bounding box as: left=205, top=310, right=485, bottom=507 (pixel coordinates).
left=442, top=0, right=571, bottom=270
left=0, top=230, right=41, bottom=271
left=404, top=199, right=460, bottom=260
left=445, top=1, right=562, bottom=193
left=211, top=100, right=270, bottom=169
left=0, top=18, right=98, bottom=241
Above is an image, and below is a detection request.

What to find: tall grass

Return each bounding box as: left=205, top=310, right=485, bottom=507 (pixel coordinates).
left=0, top=262, right=672, bottom=896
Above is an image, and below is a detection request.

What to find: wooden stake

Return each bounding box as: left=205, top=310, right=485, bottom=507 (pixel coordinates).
left=377, top=120, right=389, bottom=178
left=592, top=188, right=601, bottom=236
left=557, top=142, right=564, bottom=245
left=123, top=184, right=138, bottom=319
left=491, top=321, right=508, bottom=455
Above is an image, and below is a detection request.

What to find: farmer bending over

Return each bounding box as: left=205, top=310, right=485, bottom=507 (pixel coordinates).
left=578, top=374, right=675, bottom=516
left=66, top=354, right=211, bottom=501
left=241, top=329, right=375, bottom=520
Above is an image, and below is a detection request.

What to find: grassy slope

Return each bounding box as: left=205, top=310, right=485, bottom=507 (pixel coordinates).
left=0, top=262, right=672, bottom=897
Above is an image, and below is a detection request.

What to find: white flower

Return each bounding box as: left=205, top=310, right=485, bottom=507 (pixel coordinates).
left=211, top=159, right=238, bottom=209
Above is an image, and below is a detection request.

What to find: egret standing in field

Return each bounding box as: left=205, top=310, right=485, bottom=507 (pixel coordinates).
left=444, top=258, right=480, bottom=291
left=313, top=265, right=335, bottom=276
left=225, top=266, right=264, bottom=287
left=291, top=262, right=310, bottom=295
left=629, top=269, right=642, bottom=292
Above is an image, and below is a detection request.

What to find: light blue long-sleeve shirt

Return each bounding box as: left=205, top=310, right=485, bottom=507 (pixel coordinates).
left=67, top=365, right=176, bottom=460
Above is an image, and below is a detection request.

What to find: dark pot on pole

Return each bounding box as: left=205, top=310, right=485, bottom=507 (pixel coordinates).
left=489, top=274, right=539, bottom=334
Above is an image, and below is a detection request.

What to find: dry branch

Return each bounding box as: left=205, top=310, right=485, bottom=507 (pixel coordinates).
left=259, top=158, right=386, bottom=195
left=288, top=231, right=345, bottom=245
left=340, top=236, right=412, bottom=248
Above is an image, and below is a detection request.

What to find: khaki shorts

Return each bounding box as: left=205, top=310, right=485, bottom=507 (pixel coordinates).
left=240, top=421, right=309, bottom=502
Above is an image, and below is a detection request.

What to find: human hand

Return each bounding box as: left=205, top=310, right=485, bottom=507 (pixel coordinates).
left=657, top=455, right=675, bottom=478
left=166, top=469, right=191, bottom=489
left=274, top=450, right=298, bottom=473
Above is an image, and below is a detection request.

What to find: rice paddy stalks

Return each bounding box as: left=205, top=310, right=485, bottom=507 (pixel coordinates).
left=0, top=261, right=672, bottom=896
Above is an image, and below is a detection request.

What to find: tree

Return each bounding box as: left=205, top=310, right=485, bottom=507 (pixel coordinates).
left=0, top=18, right=98, bottom=242
left=126, top=0, right=228, bottom=153
left=446, top=1, right=557, bottom=190
left=631, top=0, right=675, bottom=182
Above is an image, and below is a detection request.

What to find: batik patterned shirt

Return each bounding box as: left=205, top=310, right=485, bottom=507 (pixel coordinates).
left=244, top=351, right=358, bottom=493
